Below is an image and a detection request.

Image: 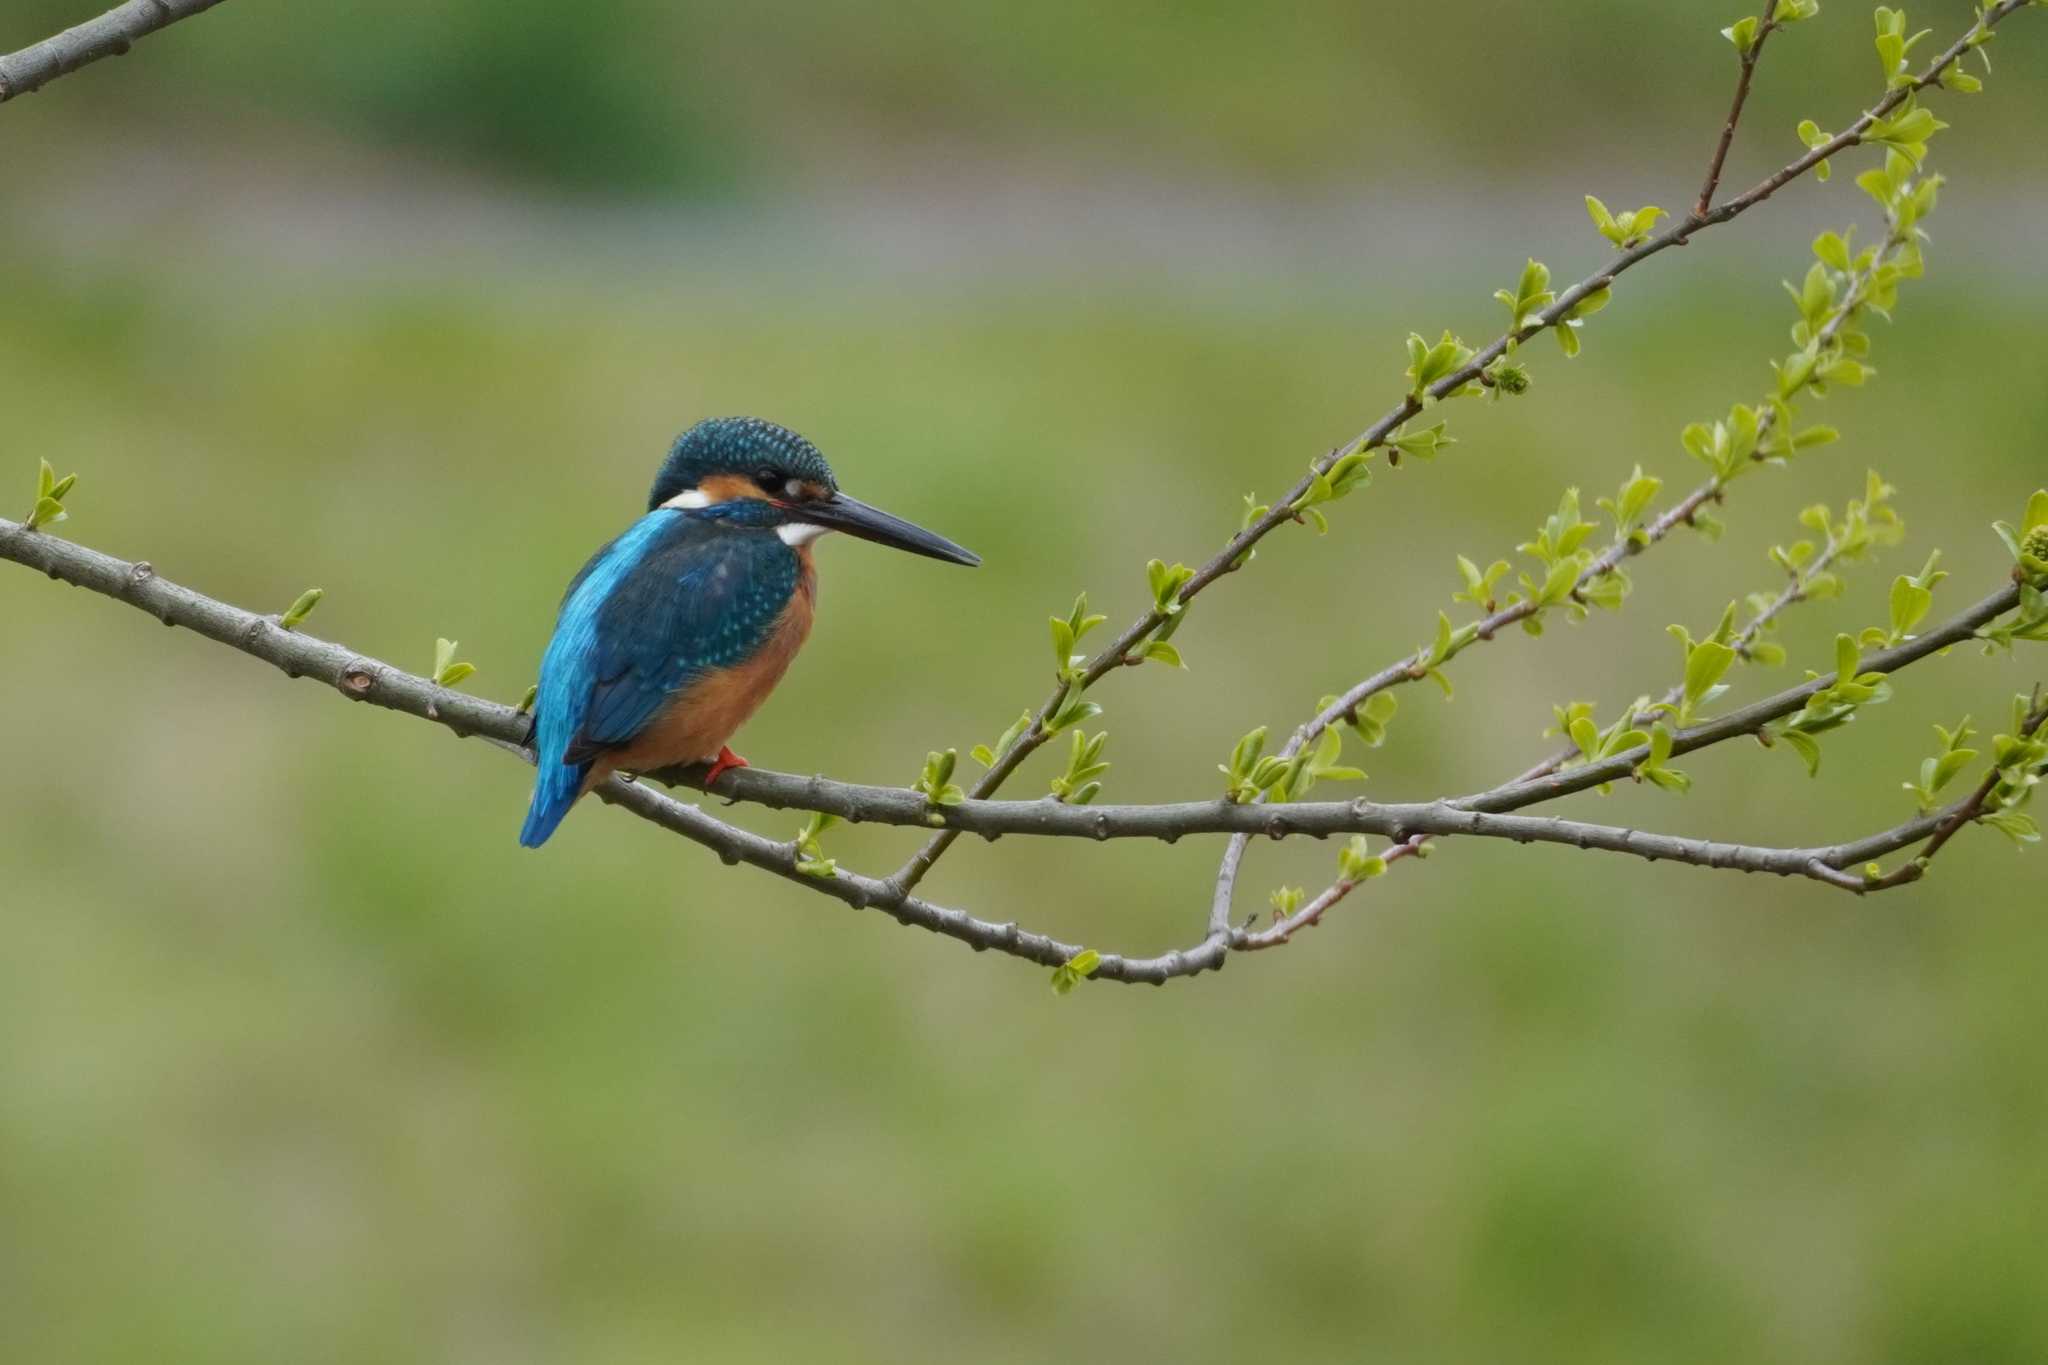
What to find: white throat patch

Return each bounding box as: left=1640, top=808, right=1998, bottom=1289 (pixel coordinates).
left=777, top=523, right=830, bottom=547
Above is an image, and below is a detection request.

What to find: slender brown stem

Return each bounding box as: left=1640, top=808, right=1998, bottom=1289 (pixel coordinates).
left=1860, top=695, right=2048, bottom=890
left=1695, top=1, right=1781, bottom=219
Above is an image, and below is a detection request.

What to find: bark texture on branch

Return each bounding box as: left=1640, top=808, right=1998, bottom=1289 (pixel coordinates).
left=0, top=0, right=230, bottom=105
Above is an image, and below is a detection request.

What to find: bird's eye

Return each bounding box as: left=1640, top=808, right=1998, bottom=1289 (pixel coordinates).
left=754, top=467, right=781, bottom=492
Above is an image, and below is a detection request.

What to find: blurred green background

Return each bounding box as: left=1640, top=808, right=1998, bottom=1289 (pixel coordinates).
left=3, top=2, right=2046, bottom=1360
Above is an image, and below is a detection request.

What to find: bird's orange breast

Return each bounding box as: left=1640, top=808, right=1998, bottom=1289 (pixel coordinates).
left=591, top=553, right=816, bottom=782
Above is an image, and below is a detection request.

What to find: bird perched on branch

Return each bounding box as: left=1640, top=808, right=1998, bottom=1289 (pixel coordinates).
left=520, top=417, right=978, bottom=847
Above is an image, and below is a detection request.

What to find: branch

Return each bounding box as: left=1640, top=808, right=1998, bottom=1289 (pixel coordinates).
left=1209, top=218, right=1915, bottom=935
left=897, top=0, right=2032, bottom=897
left=1242, top=585, right=2036, bottom=938
left=1695, top=0, right=1782, bottom=219
left=1242, top=765, right=2028, bottom=949
left=1205, top=473, right=1725, bottom=935
left=1461, top=581, right=2021, bottom=814
left=8, top=515, right=2034, bottom=875
left=1512, top=494, right=1862, bottom=786
left=594, top=776, right=1234, bottom=986
left=1858, top=693, right=2048, bottom=890
left=1208, top=14, right=2027, bottom=935
left=0, top=515, right=1233, bottom=985
left=5, top=516, right=2038, bottom=989
left=0, top=0, right=229, bottom=104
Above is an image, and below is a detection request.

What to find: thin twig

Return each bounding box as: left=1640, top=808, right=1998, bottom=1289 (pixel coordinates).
left=1512, top=508, right=1857, bottom=787
left=1205, top=477, right=1723, bottom=936
left=1695, top=0, right=1782, bottom=219
left=1860, top=694, right=2048, bottom=890
left=0, top=0, right=230, bottom=105
left=1238, top=836, right=1430, bottom=951
left=1462, top=581, right=2019, bottom=812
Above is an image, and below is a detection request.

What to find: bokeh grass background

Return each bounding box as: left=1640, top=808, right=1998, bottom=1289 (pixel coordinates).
left=3, top=2, right=2047, bottom=1361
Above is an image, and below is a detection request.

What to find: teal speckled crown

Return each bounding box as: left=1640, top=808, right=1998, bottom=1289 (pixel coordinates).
left=647, top=417, right=836, bottom=510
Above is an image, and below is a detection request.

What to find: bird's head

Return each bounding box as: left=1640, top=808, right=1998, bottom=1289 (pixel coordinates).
left=649, top=417, right=980, bottom=566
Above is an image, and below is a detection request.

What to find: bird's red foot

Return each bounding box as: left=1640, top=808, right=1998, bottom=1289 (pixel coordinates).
left=703, top=745, right=749, bottom=788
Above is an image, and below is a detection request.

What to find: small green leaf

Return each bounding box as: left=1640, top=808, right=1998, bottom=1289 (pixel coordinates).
left=280, top=587, right=324, bottom=631
left=1888, top=575, right=1933, bottom=642
left=1391, top=421, right=1454, bottom=461
left=1338, top=835, right=1387, bottom=882
left=1781, top=727, right=1823, bottom=776
left=27, top=459, right=81, bottom=529
left=517, top=683, right=539, bottom=714
left=1683, top=639, right=1739, bottom=712
left=978, top=711, right=1034, bottom=767
left=1049, top=616, right=1076, bottom=671
left=912, top=748, right=968, bottom=805
left=1046, top=696, right=1103, bottom=734
left=433, top=639, right=477, bottom=687
left=1050, top=948, right=1103, bottom=995
left=1403, top=330, right=1478, bottom=398
left=1637, top=723, right=1693, bottom=794
left=1834, top=633, right=1858, bottom=687
left=1141, top=640, right=1186, bottom=669
left=1982, top=810, right=2041, bottom=846
left=1812, top=230, right=1852, bottom=271
left=1571, top=287, right=1614, bottom=319
left=1584, top=194, right=1617, bottom=235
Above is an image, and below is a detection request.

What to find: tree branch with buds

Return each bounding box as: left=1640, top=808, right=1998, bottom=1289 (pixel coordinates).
left=6, top=1, right=2048, bottom=993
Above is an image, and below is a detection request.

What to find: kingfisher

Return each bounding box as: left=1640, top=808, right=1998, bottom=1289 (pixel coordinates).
left=519, top=416, right=979, bottom=848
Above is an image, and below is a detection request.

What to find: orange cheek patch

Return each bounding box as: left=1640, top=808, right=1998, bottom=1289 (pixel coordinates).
left=699, top=474, right=769, bottom=504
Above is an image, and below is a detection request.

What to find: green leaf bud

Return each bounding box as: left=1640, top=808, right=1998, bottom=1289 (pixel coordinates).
left=280, top=588, right=324, bottom=631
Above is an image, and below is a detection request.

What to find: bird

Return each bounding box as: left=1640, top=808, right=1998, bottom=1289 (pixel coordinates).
left=519, top=416, right=979, bottom=848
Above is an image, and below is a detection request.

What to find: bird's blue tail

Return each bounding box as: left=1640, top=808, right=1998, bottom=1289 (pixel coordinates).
left=520, top=756, right=592, bottom=848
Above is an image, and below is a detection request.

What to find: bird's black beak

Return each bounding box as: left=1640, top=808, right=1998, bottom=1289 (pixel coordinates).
left=805, top=491, right=981, bottom=566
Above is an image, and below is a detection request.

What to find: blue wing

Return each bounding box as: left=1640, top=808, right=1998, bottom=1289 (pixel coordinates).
left=568, top=516, right=800, bottom=760
left=520, top=508, right=799, bottom=846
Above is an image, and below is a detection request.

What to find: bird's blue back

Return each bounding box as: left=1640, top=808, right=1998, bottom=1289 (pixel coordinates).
left=520, top=503, right=802, bottom=847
